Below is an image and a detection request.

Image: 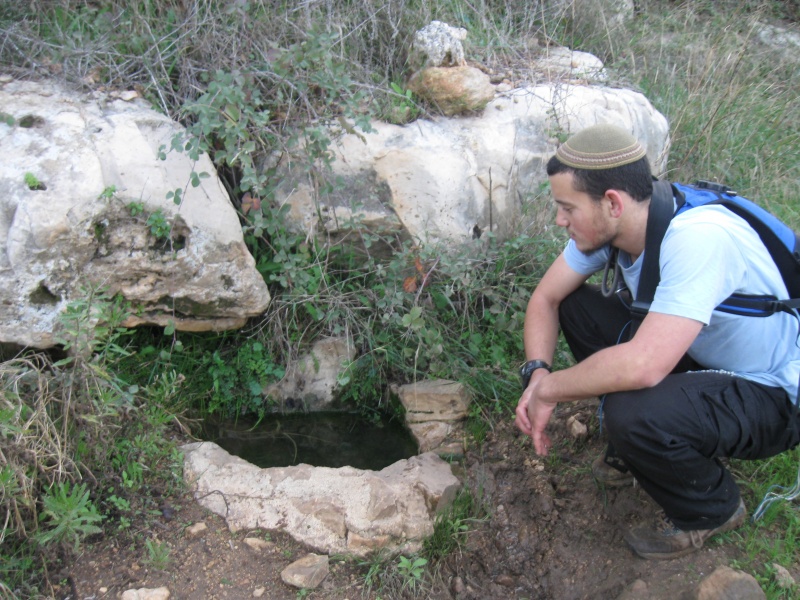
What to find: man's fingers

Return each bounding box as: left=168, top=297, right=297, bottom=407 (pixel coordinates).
left=514, top=397, right=532, bottom=435
left=515, top=410, right=532, bottom=436
left=532, top=431, right=552, bottom=456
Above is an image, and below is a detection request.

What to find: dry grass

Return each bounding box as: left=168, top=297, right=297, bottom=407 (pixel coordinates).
left=0, top=354, right=78, bottom=544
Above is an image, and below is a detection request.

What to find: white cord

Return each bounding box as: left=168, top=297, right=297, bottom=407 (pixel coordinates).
left=752, top=460, right=800, bottom=522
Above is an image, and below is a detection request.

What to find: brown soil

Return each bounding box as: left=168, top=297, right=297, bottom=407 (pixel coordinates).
left=63, top=398, right=745, bottom=600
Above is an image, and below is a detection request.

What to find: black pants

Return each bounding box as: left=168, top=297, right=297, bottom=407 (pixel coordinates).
left=558, top=285, right=800, bottom=530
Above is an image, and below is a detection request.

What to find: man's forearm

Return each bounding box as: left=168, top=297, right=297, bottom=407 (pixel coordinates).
left=536, top=343, right=645, bottom=403
left=523, top=293, right=560, bottom=364
left=535, top=312, right=704, bottom=404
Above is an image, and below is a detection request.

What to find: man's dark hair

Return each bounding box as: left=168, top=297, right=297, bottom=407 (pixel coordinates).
left=546, top=154, right=653, bottom=202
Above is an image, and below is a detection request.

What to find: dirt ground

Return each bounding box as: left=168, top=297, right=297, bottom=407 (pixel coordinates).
left=62, top=398, right=748, bottom=600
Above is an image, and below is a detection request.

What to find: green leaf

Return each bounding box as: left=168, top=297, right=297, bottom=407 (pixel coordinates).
left=305, top=303, right=323, bottom=321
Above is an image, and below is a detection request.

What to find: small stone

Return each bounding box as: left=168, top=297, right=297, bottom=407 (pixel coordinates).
left=99, top=588, right=108, bottom=594
left=160, top=504, right=175, bottom=521
left=119, top=90, right=140, bottom=101
left=0, top=75, right=12, bottom=83
left=495, top=574, right=515, bottom=587
left=244, top=537, right=274, bottom=552
left=451, top=576, right=465, bottom=594
left=695, top=565, right=765, bottom=600
left=186, top=522, right=208, bottom=537
left=281, top=554, right=330, bottom=589
left=772, top=563, right=795, bottom=589
left=616, top=579, right=648, bottom=600
left=253, top=588, right=265, bottom=598
left=567, top=415, right=588, bottom=439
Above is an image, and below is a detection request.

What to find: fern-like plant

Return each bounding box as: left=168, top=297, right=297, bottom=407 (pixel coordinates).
left=33, top=482, right=103, bottom=552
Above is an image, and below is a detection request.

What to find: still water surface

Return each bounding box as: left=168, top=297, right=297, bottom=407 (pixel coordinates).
left=202, top=412, right=419, bottom=471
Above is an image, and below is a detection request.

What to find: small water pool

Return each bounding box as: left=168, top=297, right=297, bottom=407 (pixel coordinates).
left=202, top=411, right=419, bottom=471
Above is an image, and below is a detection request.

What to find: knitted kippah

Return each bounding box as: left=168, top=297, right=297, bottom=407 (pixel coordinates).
left=556, top=124, right=647, bottom=170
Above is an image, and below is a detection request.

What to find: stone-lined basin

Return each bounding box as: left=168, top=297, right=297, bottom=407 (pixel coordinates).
left=182, top=442, right=461, bottom=557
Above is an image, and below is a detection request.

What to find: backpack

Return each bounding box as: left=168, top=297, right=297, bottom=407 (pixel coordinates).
left=631, top=180, right=800, bottom=329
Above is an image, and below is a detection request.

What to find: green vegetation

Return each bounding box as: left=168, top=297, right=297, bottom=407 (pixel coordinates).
left=32, top=482, right=104, bottom=553
left=0, top=288, right=185, bottom=597
left=98, top=185, right=117, bottom=200
left=144, top=538, right=171, bottom=570
left=23, top=172, right=45, bottom=190
left=2, top=0, right=800, bottom=597
left=145, top=208, right=172, bottom=240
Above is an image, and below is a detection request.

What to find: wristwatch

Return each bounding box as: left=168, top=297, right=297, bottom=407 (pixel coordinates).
left=519, top=359, right=552, bottom=390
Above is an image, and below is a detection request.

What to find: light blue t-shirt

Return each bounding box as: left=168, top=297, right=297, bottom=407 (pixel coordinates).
left=563, top=204, right=800, bottom=403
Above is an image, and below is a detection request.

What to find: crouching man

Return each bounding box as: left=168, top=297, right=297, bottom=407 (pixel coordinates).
left=514, top=123, right=800, bottom=559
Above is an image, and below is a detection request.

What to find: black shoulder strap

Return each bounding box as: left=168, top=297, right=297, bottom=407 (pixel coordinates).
left=631, top=180, right=676, bottom=330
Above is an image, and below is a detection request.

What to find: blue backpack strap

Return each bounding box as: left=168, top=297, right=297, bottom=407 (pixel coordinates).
left=717, top=294, right=800, bottom=317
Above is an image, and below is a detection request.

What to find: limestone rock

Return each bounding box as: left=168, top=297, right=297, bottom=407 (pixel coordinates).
left=280, top=554, right=329, bottom=589
left=185, top=522, right=207, bottom=537
left=0, top=79, right=269, bottom=348
left=276, top=81, right=669, bottom=247
left=616, top=579, right=649, bottom=600
left=121, top=588, right=170, bottom=600
left=694, top=566, right=765, bottom=600
left=395, top=379, right=470, bottom=455
left=263, top=336, right=355, bottom=410
left=756, top=22, right=800, bottom=53
left=182, top=441, right=461, bottom=557
left=408, top=66, right=495, bottom=116
left=243, top=537, right=274, bottom=552
left=771, top=563, right=796, bottom=589
left=411, top=21, right=468, bottom=68
left=407, top=421, right=453, bottom=452
left=567, top=415, right=588, bottom=439
left=393, top=379, right=471, bottom=423
left=536, top=47, right=608, bottom=81
left=550, top=0, right=634, bottom=31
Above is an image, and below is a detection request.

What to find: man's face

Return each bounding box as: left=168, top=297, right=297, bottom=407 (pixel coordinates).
left=549, top=172, right=616, bottom=254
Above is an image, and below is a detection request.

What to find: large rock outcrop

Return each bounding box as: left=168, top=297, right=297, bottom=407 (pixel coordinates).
left=0, top=79, right=269, bottom=348
left=276, top=82, right=669, bottom=247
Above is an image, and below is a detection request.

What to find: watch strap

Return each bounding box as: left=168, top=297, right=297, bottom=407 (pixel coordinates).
left=520, top=359, right=552, bottom=390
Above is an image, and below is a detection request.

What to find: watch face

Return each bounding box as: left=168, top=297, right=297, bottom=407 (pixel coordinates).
left=522, top=364, right=534, bottom=376
left=521, top=361, right=549, bottom=377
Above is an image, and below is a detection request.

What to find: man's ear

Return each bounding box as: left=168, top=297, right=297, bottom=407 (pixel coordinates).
left=603, top=189, right=625, bottom=218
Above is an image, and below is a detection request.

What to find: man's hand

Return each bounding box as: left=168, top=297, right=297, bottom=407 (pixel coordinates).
left=527, top=393, right=557, bottom=456
left=514, top=385, right=535, bottom=437
left=514, top=371, right=557, bottom=455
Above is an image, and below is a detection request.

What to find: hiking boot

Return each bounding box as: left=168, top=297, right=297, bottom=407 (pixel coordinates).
left=624, top=498, right=747, bottom=560
left=591, top=453, right=635, bottom=487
